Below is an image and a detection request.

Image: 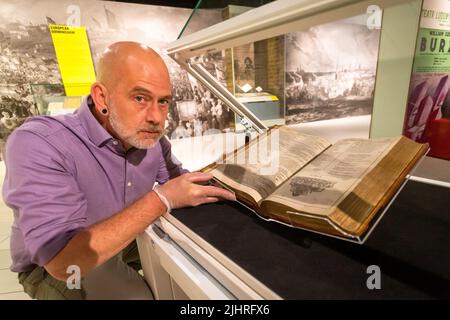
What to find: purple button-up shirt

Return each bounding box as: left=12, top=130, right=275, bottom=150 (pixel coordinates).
left=3, top=96, right=187, bottom=272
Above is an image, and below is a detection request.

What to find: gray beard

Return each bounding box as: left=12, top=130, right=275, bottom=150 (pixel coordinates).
left=109, top=108, right=164, bottom=149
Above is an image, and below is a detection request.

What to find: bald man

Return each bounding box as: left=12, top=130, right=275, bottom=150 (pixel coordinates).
left=2, top=42, right=235, bottom=300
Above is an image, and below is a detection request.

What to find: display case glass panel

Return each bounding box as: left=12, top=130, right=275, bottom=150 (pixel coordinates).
left=178, top=0, right=275, bottom=40
left=168, top=0, right=422, bottom=138
left=30, top=83, right=82, bottom=116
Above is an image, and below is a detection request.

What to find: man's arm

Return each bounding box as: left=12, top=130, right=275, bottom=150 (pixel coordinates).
left=45, top=172, right=234, bottom=281
left=44, top=191, right=165, bottom=280
left=4, top=129, right=234, bottom=281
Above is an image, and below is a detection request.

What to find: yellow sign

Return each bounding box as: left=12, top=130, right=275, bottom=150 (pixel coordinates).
left=49, top=25, right=96, bottom=97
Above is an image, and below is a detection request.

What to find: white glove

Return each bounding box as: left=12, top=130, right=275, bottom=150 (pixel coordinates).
left=152, top=172, right=236, bottom=212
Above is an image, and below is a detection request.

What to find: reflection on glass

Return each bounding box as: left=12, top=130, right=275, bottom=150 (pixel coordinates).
left=181, top=9, right=382, bottom=132
left=178, top=1, right=276, bottom=39
left=30, top=83, right=66, bottom=115
left=188, top=35, right=287, bottom=130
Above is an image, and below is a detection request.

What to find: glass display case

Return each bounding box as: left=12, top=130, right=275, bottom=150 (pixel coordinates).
left=30, top=83, right=82, bottom=116
left=177, top=0, right=275, bottom=40
left=137, top=0, right=450, bottom=301
left=167, top=0, right=422, bottom=138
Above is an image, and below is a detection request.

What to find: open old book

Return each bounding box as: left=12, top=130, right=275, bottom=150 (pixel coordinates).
left=203, top=126, right=428, bottom=243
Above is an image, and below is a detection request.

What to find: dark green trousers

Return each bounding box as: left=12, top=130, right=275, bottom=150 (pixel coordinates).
left=18, top=240, right=144, bottom=300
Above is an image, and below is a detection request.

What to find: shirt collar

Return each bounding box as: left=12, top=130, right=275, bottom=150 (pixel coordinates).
left=76, top=95, right=113, bottom=147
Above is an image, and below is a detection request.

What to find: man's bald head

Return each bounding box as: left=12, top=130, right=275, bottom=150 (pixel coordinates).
left=96, top=41, right=170, bottom=90
left=90, top=41, right=172, bottom=150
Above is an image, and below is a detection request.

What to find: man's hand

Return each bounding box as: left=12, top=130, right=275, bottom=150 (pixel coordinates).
left=154, top=172, right=236, bottom=210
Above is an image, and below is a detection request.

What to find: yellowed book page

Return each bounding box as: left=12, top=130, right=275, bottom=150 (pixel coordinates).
left=210, top=127, right=331, bottom=203
left=329, top=137, right=427, bottom=235
left=265, top=137, right=400, bottom=216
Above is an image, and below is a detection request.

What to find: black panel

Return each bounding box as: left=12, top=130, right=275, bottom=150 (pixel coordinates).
left=171, top=181, right=450, bottom=299
left=109, top=0, right=197, bottom=8
left=109, top=0, right=274, bottom=9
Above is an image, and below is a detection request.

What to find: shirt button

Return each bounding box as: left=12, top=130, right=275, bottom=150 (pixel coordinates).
left=127, top=181, right=132, bottom=187
left=112, top=140, right=118, bottom=145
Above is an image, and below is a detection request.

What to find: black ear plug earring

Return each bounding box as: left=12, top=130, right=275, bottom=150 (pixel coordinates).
left=101, top=108, right=108, bottom=115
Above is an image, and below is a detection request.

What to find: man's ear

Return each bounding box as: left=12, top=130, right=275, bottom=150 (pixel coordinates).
left=90, top=82, right=109, bottom=115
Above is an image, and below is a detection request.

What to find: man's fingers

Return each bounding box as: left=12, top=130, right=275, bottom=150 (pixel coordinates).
left=202, top=197, right=220, bottom=204
left=203, top=185, right=236, bottom=201
left=186, top=172, right=213, bottom=183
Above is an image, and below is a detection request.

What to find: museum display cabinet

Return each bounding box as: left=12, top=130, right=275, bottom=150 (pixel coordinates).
left=135, top=0, right=449, bottom=300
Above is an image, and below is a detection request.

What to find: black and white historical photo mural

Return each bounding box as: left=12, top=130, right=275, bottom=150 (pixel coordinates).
left=168, top=50, right=235, bottom=140
left=233, top=43, right=255, bottom=93
left=0, top=0, right=233, bottom=158
left=285, top=15, right=381, bottom=125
